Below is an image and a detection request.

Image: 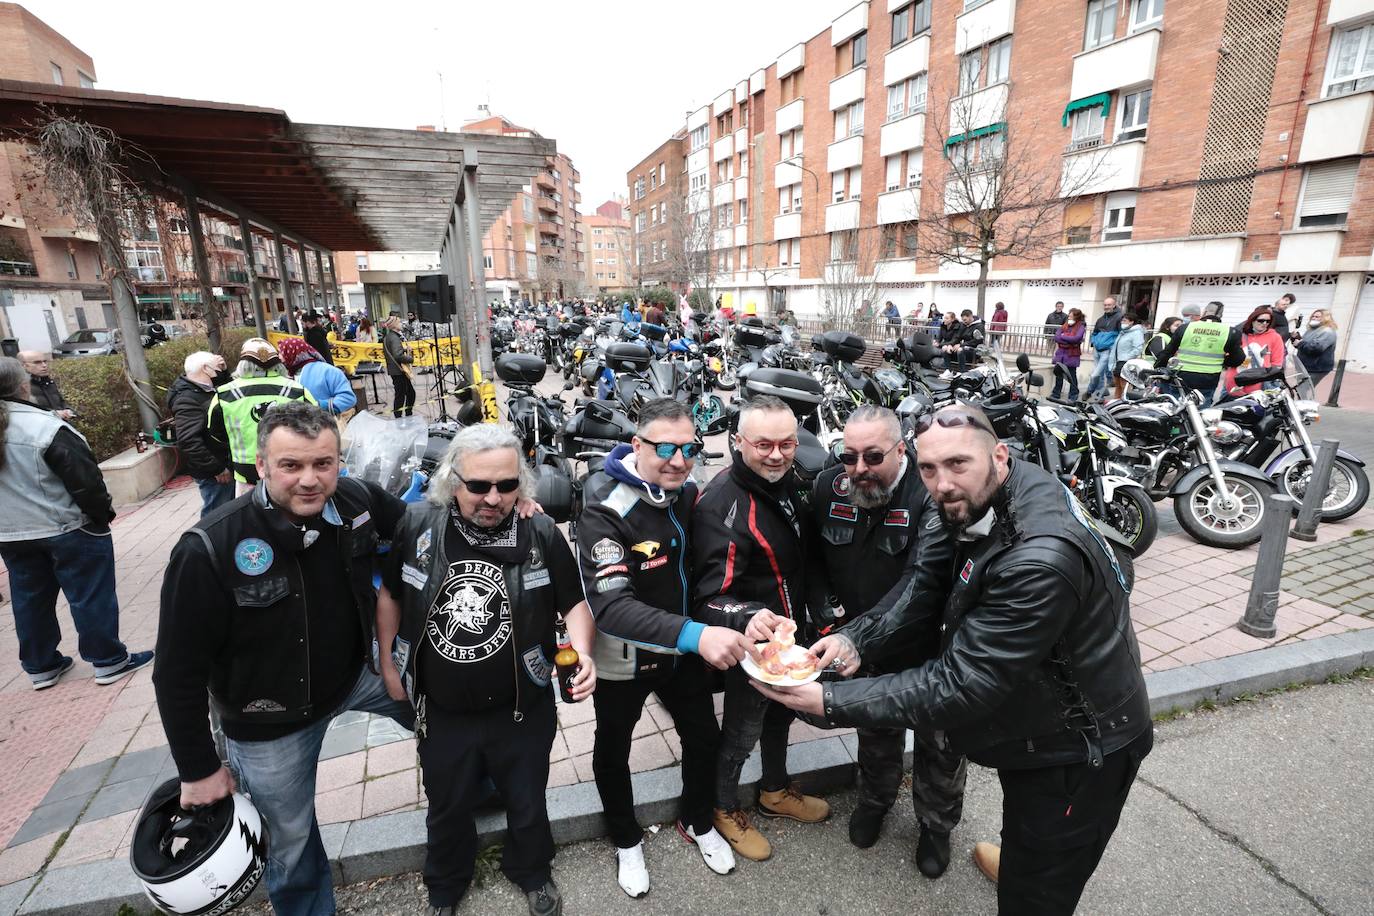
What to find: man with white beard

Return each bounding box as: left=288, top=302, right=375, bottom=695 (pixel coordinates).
left=807, top=405, right=967, bottom=876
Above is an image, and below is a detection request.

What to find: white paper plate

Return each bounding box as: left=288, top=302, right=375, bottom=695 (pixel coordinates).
left=741, top=643, right=821, bottom=688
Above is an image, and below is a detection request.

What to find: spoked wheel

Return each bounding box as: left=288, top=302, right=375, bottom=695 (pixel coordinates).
left=716, top=366, right=738, bottom=391
left=1276, top=457, right=1370, bottom=522
left=692, top=394, right=726, bottom=436
left=1102, top=486, right=1158, bottom=557
left=1174, top=475, right=1272, bottom=548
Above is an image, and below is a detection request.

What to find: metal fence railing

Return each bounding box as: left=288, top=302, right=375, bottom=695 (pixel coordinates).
left=782, top=316, right=1060, bottom=359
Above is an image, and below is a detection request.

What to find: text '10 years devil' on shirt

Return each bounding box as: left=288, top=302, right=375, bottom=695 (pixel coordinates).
left=381, top=517, right=582, bottom=712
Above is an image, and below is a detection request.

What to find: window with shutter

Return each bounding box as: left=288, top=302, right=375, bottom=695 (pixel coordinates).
left=886, top=155, right=902, bottom=192
left=1297, top=159, right=1359, bottom=227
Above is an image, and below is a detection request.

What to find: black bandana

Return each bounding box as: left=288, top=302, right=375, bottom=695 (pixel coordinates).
left=449, top=503, right=517, bottom=548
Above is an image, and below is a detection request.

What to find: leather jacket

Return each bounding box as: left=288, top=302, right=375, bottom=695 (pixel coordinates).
left=824, top=460, right=1149, bottom=770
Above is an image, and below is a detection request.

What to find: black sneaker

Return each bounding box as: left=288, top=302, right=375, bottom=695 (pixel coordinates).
left=32, top=657, right=75, bottom=691
left=95, top=651, right=154, bottom=686
left=848, top=803, right=886, bottom=849
left=916, top=827, right=952, bottom=878
left=527, top=879, right=562, bottom=916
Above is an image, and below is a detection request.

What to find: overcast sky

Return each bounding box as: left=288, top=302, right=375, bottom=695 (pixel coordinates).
left=24, top=0, right=842, bottom=220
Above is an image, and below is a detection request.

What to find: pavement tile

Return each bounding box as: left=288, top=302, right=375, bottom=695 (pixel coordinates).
left=315, top=750, right=367, bottom=794
left=365, top=738, right=417, bottom=778
left=561, top=721, right=596, bottom=758
left=570, top=752, right=595, bottom=783
left=547, top=732, right=569, bottom=764
left=1333, top=613, right=1374, bottom=629
left=630, top=709, right=658, bottom=739
left=627, top=734, right=674, bottom=773
left=107, top=746, right=169, bottom=786
left=37, top=762, right=110, bottom=808
left=554, top=697, right=596, bottom=727
left=0, top=833, right=57, bottom=886
left=315, top=783, right=364, bottom=826
left=48, top=810, right=137, bottom=868
left=547, top=760, right=578, bottom=789
left=1135, top=628, right=1185, bottom=654
left=360, top=770, right=418, bottom=818
left=82, top=774, right=155, bottom=822
left=1156, top=618, right=1213, bottom=645
left=647, top=704, right=676, bottom=732
left=661, top=727, right=682, bottom=761
left=1148, top=654, right=1184, bottom=671
left=7, top=793, right=87, bottom=848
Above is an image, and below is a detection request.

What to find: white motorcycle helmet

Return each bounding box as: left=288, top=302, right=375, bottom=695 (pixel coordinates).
left=130, top=778, right=270, bottom=915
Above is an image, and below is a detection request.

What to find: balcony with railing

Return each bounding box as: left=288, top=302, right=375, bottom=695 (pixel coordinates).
left=0, top=259, right=37, bottom=277
left=536, top=195, right=559, bottom=212
left=537, top=220, right=560, bottom=236
left=1061, top=137, right=1145, bottom=196
left=535, top=173, right=556, bottom=192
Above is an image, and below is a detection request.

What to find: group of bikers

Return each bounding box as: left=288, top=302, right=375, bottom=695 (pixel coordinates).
left=149, top=368, right=1151, bottom=914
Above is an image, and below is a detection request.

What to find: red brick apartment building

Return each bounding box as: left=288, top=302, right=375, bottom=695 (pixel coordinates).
left=625, top=130, right=688, bottom=291
left=626, top=0, right=1374, bottom=369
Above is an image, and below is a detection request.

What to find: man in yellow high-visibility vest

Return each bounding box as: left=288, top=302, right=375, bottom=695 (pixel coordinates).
left=1153, top=302, right=1245, bottom=406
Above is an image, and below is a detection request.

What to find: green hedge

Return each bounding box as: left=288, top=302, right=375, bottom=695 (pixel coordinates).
left=639, top=286, right=678, bottom=310
left=50, top=327, right=257, bottom=462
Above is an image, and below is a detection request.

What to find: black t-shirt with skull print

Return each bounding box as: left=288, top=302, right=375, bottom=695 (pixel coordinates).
left=390, top=515, right=581, bottom=713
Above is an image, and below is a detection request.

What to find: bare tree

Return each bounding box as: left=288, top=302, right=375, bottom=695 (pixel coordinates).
left=662, top=176, right=717, bottom=307
left=911, top=89, right=1114, bottom=318
left=22, top=114, right=161, bottom=431
left=816, top=226, right=886, bottom=336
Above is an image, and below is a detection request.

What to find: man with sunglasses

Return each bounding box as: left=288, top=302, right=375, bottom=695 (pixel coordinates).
left=375, top=423, right=592, bottom=916
left=693, top=395, right=830, bottom=863
left=808, top=405, right=966, bottom=876
left=578, top=398, right=751, bottom=897
left=762, top=404, right=1151, bottom=915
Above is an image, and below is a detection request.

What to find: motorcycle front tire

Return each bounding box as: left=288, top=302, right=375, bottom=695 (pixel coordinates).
left=1104, top=486, right=1158, bottom=558
left=1276, top=456, right=1370, bottom=522
left=1174, top=473, right=1272, bottom=549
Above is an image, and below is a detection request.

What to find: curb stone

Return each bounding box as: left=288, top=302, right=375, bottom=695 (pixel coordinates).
left=11, top=630, right=1374, bottom=915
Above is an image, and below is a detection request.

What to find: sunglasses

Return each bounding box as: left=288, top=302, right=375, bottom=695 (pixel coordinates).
left=641, top=439, right=703, bottom=460
left=839, top=440, right=901, bottom=467
left=914, top=408, right=997, bottom=438
left=461, top=478, right=521, bottom=495
left=1253, top=318, right=1271, bottom=324
left=738, top=435, right=798, bottom=456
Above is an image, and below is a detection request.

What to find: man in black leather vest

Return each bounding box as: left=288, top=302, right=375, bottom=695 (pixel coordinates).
left=376, top=423, right=594, bottom=916
left=760, top=405, right=1151, bottom=916
left=154, top=403, right=412, bottom=916
left=809, top=405, right=966, bottom=876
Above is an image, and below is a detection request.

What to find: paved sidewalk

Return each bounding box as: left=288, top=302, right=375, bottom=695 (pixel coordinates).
left=0, top=373, right=1372, bottom=910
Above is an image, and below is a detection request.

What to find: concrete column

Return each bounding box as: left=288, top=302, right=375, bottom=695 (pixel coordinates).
left=1156, top=276, right=1185, bottom=324
left=272, top=232, right=297, bottom=334
left=239, top=217, right=268, bottom=337
left=1328, top=271, right=1364, bottom=357
left=313, top=249, right=329, bottom=311
left=300, top=244, right=315, bottom=316
left=463, top=153, right=494, bottom=385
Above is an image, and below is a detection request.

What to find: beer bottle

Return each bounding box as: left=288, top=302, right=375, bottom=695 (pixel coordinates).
left=554, top=618, right=581, bottom=704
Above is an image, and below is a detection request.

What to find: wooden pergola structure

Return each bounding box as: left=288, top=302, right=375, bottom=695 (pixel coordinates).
left=0, top=79, right=554, bottom=428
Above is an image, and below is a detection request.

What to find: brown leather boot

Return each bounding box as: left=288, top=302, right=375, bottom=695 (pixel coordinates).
left=712, top=808, right=772, bottom=861
left=973, top=842, right=1001, bottom=883
left=757, top=784, right=831, bottom=823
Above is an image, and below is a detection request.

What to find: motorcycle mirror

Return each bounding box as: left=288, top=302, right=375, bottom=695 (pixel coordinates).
left=1015, top=353, right=1031, bottom=373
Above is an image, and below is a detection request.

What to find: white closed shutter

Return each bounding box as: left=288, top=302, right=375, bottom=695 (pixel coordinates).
left=1298, top=159, right=1359, bottom=218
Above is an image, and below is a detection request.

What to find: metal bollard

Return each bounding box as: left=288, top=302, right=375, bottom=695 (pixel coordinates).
left=1324, top=359, right=1346, bottom=408
left=1290, top=438, right=1339, bottom=543
left=1237, top=492, right=1300, bottom=639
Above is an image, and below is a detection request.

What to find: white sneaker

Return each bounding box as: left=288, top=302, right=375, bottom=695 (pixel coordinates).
left=616, top=842, right=650, bottom=898
left=677, top=821, right=736, bottom=875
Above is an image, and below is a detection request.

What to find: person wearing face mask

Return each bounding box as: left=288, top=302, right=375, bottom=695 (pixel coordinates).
left=761, top=405, right=1151, bottom=916
left=808, top=405, right=966, bottom=877
left=166, top=351, right=235, bottom=515
left=1292, top=309, right=1339, bottom=389
left=693, top=395, right=831, bottom=863
left=153, top=403, right=413, bottom=916
left=1050, top=309, right=1086, bottom=402
left=1109, top=313, right=1146, bottom=399
left=578, top=398, right=751, bottom=897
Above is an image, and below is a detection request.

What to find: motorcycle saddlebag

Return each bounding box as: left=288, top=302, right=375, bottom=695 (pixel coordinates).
left=820, top=330, right=866, bottom=363
left=495, top=353, right=546, bottom=385
left=605, top=342, right=652, bottom=372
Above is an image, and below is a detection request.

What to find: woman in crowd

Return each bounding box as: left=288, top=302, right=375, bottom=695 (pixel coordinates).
left=1222, top=306, right=1285, bottom=397
left=277, top=338, right=356, bottom=418
left=354, top=316, right=376, bottom=344
left=1110, top=312, right=1146, bottom=398
left=1294, top=309, right=1339, bottom=390
left=1051, top=308, right=1086, bottom=401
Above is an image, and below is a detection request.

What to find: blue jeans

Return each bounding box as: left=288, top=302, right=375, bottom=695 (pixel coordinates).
left=1083, top=351, right=1114, bottom=397
left=195, top=477, right=236, bottom=516
left=0, top=528, right=128, bottom=683
left=226, top=667, right=414, bottom=916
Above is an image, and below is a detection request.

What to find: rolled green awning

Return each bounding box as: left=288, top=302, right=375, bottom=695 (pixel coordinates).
left=944, top=121, right=1006, bottom=153
left=1062, top=93, right=1111, bottom=127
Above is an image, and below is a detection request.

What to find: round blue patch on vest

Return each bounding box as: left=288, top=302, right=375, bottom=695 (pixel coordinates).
left=234, top=538, right=274, bottom=576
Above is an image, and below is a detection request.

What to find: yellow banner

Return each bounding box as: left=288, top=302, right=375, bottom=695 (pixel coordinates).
left=266, top=332, right=463, bottom=376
